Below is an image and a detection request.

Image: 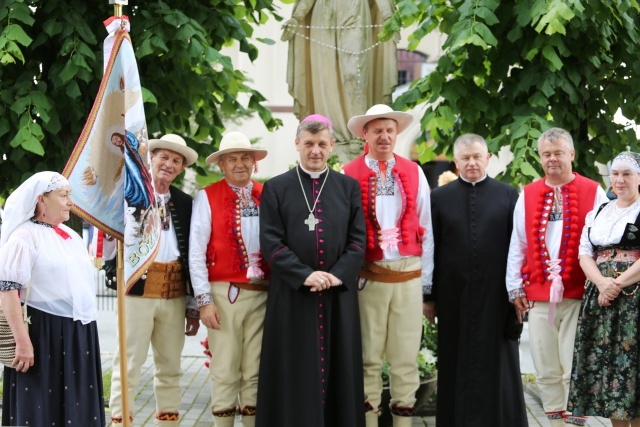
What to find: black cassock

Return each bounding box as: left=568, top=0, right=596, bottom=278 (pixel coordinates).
left=256, top=167, right=366, bottom=427
left=430, top=178, right=527, bottom=427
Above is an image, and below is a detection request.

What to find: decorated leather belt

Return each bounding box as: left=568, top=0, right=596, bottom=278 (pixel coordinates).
left=143, top=261, right=186, bottom=299
left=230, top=281, right=269, bottom=292
left=595, top=248, right=640, bottom=264
left=359, top=262, right=421, bottom=283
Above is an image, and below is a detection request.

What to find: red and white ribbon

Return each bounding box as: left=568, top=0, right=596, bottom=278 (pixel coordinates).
left=379, top=227, right=399, bottom=251
left=547, top=259, right=564, bottom=325
left=246, top=252, right=264, bottom=280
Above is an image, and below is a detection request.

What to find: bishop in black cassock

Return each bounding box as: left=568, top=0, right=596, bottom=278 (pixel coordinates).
left=256, top=116, right=366, bottom=427
left=427, top=135, right=527, bottom=427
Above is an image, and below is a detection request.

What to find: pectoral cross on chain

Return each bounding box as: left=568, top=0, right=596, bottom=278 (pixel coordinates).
left=305, top=212, right=320, bottom=231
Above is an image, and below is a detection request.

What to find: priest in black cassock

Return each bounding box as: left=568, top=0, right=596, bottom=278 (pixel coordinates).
left=256, top=114, right=366, bottom=427
left=426, top=134, right=527, bottom=427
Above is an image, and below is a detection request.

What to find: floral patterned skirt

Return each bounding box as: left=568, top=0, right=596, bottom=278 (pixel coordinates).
left=568, top=250, right=640, bottom=420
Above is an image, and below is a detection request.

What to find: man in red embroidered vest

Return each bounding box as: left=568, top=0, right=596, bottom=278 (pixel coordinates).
left=506, top=128, right=608, bottom=427
left=344, top=104, right=434, bottom=427
left=189, top=131, right=268, bottom=427
left=110, top=134, right=200, bottom=426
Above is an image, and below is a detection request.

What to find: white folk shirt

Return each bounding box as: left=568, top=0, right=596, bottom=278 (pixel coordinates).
left=189, top=185, right=261, bottom=300
left=0, top=221, right=98, bottom=324
left=364, top=156, right=434, bottom=291
left=155, top=191, right=181, bottom=263
left=579, top=198, right=640, bottom=257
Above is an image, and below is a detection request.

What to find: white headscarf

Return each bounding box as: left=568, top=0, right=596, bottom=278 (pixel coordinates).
left=1, top=172, right=70, bottom=247
left=611, top=151, right=640, bottom=174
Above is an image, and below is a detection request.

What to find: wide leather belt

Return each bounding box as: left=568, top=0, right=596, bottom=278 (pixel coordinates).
left=143, top=261, right=186, bottom=299
left=359, top=262, right=421, bottom=283
left=231, top=281, right=269, bottom=292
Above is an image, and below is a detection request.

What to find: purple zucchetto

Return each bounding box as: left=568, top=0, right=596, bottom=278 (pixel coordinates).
left=301, top=114, right=333, bottom=128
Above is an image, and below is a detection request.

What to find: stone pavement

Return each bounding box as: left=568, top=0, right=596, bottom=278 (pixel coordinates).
left=100, top=354, right=612, bottom=427
left=101, top=353, right=436, bottom=427
left=98, top=311, right=613, bottom=426
left=523, top=383, right=611, bottom=427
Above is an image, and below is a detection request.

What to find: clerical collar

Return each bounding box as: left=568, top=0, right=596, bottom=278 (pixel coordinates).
left=299, top=164, right=328, bottom=179
left=459, top=173, right=488, bottom=186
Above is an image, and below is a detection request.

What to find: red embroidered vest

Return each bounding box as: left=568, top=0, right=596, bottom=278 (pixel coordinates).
left=522, top=173, right=599, bottom=300
left=204, top=180, right=269, bottom=283
left=344, top=155, right=424, bottom=262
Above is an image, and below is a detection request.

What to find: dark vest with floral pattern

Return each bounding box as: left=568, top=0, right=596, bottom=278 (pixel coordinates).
left=589, top=202, right=640, bottom=250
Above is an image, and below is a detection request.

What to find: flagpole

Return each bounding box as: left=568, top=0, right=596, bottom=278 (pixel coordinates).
left=109, top=3, right=131, bottom=426
left=111, top=0, right=126, bottom=16
left=116, top=241, right=131, bottom=427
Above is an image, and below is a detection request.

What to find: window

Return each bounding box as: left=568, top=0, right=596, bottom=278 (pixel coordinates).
left=396, top=49, right=429, bottom=86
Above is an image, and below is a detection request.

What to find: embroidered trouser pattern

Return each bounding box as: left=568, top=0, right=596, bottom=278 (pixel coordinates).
left=359, top=256, right=423, bottom=412
left=208, top=282, right=267, bottom=416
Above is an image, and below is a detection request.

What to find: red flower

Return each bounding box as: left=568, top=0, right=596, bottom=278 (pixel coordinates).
left=200, top=337, right=212, bottom=367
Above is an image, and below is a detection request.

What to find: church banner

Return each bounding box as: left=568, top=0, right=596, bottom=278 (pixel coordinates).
left=63, top=16, right=159, bottom=289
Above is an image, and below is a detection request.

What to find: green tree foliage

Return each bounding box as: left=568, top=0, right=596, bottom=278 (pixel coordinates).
left=384, top=0, right=640, bottom=185
left=0, top=0, right=281, bottom=197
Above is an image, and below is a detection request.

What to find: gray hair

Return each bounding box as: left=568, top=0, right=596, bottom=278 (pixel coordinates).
left=296, top=120, right=335, bottom=140
left=537, top=127, right=574, bottom=152
left=453, top=133, right=488, bottom=157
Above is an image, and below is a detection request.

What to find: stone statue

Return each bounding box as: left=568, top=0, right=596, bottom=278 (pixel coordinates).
left=282, top=0, right=398, bottom=161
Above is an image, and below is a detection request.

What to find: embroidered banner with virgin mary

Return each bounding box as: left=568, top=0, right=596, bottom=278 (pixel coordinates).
left=63, top=16, right=159, bottom=289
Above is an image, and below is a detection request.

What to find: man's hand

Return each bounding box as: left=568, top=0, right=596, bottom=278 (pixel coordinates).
left=423, top=301, right=436, bottom=324
left=281, top=18, right=299, bottom=42
left=304, top=271, right=334, bottom=292
left=513, top=296, right=529, bottom=315
left=326, top=273, right=343, bottom=287
left=185, top=316, right=200, bottom=336
left=200, top=303, right=221, bottom=330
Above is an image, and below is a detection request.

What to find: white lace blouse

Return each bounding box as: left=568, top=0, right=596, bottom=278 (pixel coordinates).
left=579, top=198, right=640, bottom=258
left=0, top=220, right=98, bottom=324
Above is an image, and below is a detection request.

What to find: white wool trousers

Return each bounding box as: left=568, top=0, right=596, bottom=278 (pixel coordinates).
left=359, top=256, right=423, bottom=413
left=208, top=282, right=267, bottom=419
left=528, top=299, right=581, bottom=416
left=110, top=295, right=187, bottom=424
